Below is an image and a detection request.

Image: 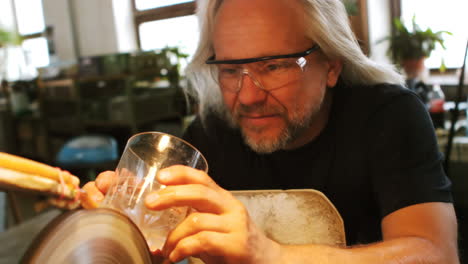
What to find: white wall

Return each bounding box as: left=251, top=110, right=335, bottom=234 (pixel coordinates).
left=112, top=0, right=138, bottom=53
left=367, top=0, right=392, bottom=64
left=41, top=0, right=136, bottom=58
left=42, top=0, right=77, bottom=61
left=70, top=0, right=119, bottom=57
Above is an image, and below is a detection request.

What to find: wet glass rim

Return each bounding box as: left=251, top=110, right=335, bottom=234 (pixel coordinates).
left=126, top=131, right=209, bottom=173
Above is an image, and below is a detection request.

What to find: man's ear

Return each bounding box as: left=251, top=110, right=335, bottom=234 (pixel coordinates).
left=326, top=59, right=343, bottom=87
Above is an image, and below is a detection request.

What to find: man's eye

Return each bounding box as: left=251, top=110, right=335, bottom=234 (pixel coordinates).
left=265, top=63, right=282, bottom=71
left=219, top=67, right=239, bottom=75
left=263, top=61, right=291, bottom=72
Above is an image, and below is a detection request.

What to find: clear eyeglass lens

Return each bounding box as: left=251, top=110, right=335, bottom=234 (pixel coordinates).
left=216, top=57, right=307, bottom=92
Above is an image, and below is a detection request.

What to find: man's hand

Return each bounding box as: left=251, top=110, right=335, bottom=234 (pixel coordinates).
left=81, top=171, right=116, bottom=209
left=145, top=165, right=282, bottom=264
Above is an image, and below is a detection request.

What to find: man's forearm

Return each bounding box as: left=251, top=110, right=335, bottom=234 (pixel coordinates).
left=278, top=237, right=458, bottom=264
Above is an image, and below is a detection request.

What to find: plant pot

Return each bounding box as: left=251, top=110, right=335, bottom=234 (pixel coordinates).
left=401, top=57, right=425, bottom=79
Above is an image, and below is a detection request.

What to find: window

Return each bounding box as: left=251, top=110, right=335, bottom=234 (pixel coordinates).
left=139, top=15, right=198, bottom=57
left=135, top=0, right=192, bottom=11
left=14, top=0, right=45, bottom=35
left=401, top=0, right=468, bottom=69
left=134, top=1, right=198, bottom=64
left=14, top=0, right=50, bottom=68
left=21, top=38, right=50, bottom=68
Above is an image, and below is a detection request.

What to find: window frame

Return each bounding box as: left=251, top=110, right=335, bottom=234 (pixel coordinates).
left=132, top=1, right=196, bottom=49
left=396, top=0, right=466, bottom=73
left=11, top=0, right=50, bottom=67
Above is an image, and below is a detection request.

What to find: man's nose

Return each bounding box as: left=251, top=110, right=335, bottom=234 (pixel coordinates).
left=237, top=72, right=268, bottom=106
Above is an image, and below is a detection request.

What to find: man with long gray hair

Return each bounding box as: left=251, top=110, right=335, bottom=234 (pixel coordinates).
left=85, top=0, right=458, bottom=262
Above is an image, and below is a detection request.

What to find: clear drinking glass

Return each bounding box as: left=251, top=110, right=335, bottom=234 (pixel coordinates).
left=100, top=132, right=208, bottom=252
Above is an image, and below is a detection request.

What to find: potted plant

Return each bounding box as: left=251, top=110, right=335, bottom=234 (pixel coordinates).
left=0, top=28, right=22, bottom=48
left=380, top=17, right=451, bottom=79
left=0, top=28, right=23, bottom=83
left=158, top=46, right=189, bottom=86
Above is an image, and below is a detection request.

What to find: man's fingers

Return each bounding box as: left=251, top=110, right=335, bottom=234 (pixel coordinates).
left=157, top=165, right=218, bottom=189
left=167, top=231, right=231, bottom=263
left=163, top=212, right=228, bottom=258
left=81, top=182, right=104, bottom=209
left=145, top=184, right=232, bottom=214
left=95, top=171, right=117, bottom=194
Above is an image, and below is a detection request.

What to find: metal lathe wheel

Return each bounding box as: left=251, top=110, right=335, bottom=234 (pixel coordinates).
left=21, top=208, right=157, bottom=264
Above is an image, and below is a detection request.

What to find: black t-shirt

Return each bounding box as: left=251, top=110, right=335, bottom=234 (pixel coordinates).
left=183, top=83, right=453, bottom=245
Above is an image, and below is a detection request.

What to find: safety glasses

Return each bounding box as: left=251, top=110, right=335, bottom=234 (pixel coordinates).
left=206, top=45, right=320, bottom=93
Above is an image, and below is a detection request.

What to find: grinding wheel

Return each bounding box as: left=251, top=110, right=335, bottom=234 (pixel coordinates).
left=21, top=208, right=162, bottom=264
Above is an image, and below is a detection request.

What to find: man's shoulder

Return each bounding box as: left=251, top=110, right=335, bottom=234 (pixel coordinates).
left=346, top=82, right=414, bottom=105
left=330, top=82, right=426, bottom=145
left=183, top=112, right=241, bottom=150
left=335, top=83, right=420, bottom=118
left=184, top=112, right=233, bottom=137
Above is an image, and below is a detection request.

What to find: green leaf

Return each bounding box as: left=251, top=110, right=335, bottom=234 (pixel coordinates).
left=0, top=28, right=23, bottom=46
left=378, top=16, right=451, bottom=64
left=342, top=0, right=359, bottom=16
left=440, top=58, right=447, bottom=72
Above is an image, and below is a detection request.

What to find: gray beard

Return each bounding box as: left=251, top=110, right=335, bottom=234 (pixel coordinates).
left=222, top=93, right=326, bottom=154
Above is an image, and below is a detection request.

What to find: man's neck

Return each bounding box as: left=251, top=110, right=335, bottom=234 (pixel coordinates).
left=282, top=92, right=333, bottom=150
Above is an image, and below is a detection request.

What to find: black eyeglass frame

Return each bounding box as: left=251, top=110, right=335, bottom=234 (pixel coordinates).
left=205, top=44, right=320, bottom=65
